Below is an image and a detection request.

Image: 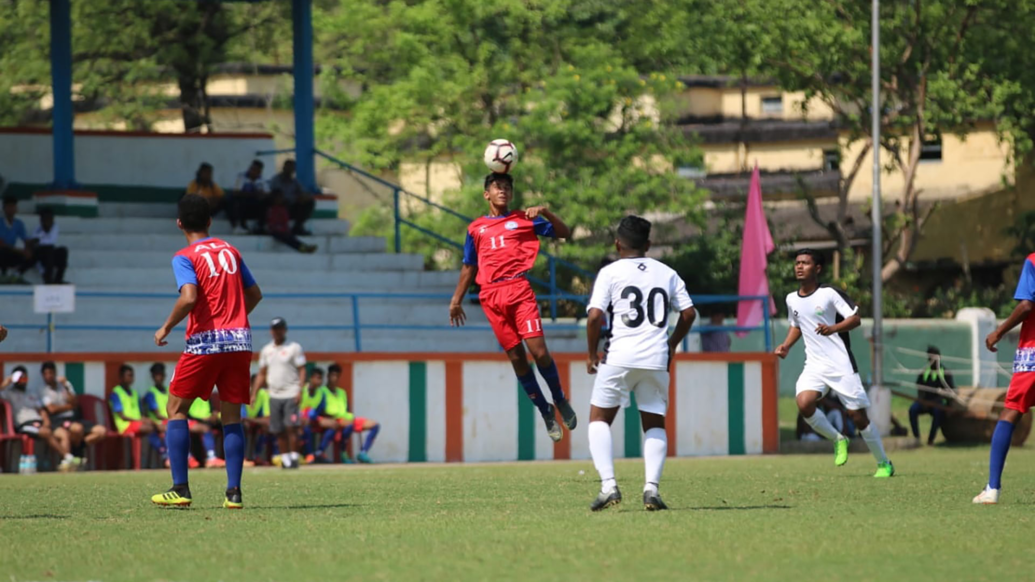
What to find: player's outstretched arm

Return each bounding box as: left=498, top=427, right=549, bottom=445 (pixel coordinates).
left=775, top=326, right=803, bottom=359
left=449, top=264, right=477, bottom=327
left=244, top=284, right=263, bottom=315
left=586, top=307, right=607, bottom=374
left=526, top=206, right=571, bottom=239
left=155, top=284, right=198, bottom=346
left=987, top=299, right=1035, bottom=352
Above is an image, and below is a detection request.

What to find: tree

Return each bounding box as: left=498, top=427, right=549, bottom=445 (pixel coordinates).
left=762, top=0, right=1003, bottom=282
left=315, top=0, right=708, bottom=273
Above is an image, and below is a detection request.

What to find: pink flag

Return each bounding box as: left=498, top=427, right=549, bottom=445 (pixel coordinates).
left=736, top=164, right=776, bottom=337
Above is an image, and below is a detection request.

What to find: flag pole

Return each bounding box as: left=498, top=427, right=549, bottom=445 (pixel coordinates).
left=870, top=0, right=889, bottom=430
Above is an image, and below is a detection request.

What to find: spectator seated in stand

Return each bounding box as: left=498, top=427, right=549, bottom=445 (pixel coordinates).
left=1, top=365, right=74, bottom=470
left=142, top=363, right=210, bottom=469
left=186, top=163, right=225, bottom=217
left=39, top=361, right=104, bottom=469
left=31, top=208, right=69, bottom=284
left=0, top=196, right=34, bottom=284
left=231, top=160, right=269, bottom=235
left=267, top=159, right=314, bottom=235
left=108, top=364, right=168, bottom=467
left=267, top=190, right=317, bottom=254
left=185, top=392, right=226, bottom=468
left=910, top=345, right=956, bottom=446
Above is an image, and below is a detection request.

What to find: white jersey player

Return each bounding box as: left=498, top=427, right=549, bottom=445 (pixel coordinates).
left=585, top=216, right=696, bottom=511
left=775, top=249, right=894, bottom=477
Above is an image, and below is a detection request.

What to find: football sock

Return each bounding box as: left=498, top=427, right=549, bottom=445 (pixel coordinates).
left=804, top=410, right=842, bottom=441
left=319, top=429, right=335, bottom=454
left=302, top=426, right=314, bottom=454
left=148, top=431, right=168, bottom=460
left=989, top=420, right=1016, bottom=489
left=517, top=371, right=550, bottom=415
left=223, top=423, right=244, bottom=490
left=859, top=423, right=889, bottom=464
left=340, top=424, right=355, bottom=446
left=166, top=419, right=190, bottom=486
left=202, top=432, right=216, bottom=458
left=362, top=425, right=380, bottom=453
left=643, top=427, right=667, bottom=492
left=588, top=421, right=615, bottom=491
left=536, top=360, right=567, bottom=403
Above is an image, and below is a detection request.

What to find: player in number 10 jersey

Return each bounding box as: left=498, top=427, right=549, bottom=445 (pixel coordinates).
left=449, top=172, right=578, bottom=442
left=151, top=194, right=263, bottom=509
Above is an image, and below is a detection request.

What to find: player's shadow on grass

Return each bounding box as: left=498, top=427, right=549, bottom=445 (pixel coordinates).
left=678, top=504, right=792, bottom=512
left=0, top=514, right=69, bottom=520
left=260, top=503, right=358, bottom=511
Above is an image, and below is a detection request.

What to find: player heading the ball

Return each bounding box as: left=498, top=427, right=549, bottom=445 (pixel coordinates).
left=775, top=249, right=894, bottom=478
left=151, top=194, right=264, bottom=509
left=449, top=172, right=577, bottom=442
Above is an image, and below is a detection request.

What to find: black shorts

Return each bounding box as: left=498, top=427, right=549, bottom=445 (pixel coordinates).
left=58, top=418, right=97, bottom=433
left=17, top=420, right=43, bottom=435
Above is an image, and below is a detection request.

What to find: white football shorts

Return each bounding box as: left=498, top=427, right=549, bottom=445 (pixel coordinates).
left=795, top=368, right=871, bottom=410
left=591, top=363, right=669, bottom=416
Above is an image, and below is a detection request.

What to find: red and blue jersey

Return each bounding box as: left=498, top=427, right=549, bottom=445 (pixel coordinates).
left=462, top=210, right=555, bottom=286
left=1014, top=253, right=1035, bottom=372
left=172, top=237, right=256, bottom=355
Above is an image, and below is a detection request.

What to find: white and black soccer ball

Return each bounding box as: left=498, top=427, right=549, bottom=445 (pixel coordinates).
left=483, top=139, right=518, bottom=174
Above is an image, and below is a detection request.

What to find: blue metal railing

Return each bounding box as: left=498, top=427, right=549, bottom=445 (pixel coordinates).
left=258, top=148, right=597, bottom=320
left=0, top=290, right=773, bottom=353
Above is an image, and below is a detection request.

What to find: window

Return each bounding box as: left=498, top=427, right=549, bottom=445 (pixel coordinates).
left=761, top=95, right=783, bottom=116
left=823, top=149, right=840, bottom=172
left=920, top=135, right=942, bottom=162
left=677, top=165, right=707, bottom=179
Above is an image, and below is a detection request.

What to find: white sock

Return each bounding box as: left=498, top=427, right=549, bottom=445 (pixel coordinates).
left=804, top=410, right=843, bottom=441
left=281, top=455, right=293, bottom=467
left=290, top=451, right=300, bottom=461
left=643, top=427, right=667, bottom=493
left=588, top=421, right=616, bottom=491
left=63, top=453, right=73, bottom=462
left=206, top=450, right=216, bottom=460
left=859, top=423, right=889, bottom=464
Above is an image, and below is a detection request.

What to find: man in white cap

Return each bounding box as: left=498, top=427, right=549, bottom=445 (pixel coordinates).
left=253, top=317, right=306, bottom=469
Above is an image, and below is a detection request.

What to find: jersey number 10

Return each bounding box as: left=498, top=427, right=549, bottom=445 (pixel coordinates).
left=200, top=249, right=239, bottom=277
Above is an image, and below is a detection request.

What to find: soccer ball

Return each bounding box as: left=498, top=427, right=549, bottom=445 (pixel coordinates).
left=484, top=139, right=518, bottom=174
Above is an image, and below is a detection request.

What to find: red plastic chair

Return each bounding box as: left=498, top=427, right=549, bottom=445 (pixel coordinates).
left=79, top=394, right=141, bottom=471
left=0, top=400, right=33, bottom=473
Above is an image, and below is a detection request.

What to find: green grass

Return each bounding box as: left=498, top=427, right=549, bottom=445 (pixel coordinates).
left=1, top=445, right=1032, bottom=581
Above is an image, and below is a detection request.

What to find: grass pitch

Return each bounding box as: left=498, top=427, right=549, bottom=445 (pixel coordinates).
left=1, top=445, right=1031, bottom=581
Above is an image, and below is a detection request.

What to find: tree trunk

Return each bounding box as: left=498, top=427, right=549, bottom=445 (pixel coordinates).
left=881, top=111, right=926, bottom=282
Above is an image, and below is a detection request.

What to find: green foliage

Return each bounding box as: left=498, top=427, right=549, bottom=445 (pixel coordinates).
left=317, top=0, right=708, bottom=275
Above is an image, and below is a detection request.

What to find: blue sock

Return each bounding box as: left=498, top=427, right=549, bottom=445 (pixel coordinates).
left=536, top=360, right=567, bottom=403
left=302, top=426, right=313, bottom=454
left=517, top=371, right=550, bottom=415
left=148, top=431, right=167, bottom=461
left=362, top=425, right=380, bottom=453
left=340, top=425, right=355, bottom=453
left=223, top=423, right=244, bottom=491
left=270, top=435, right=280, bottom=456
left=319, top=429, right=335, bottom=454
left=202, top=432, right=216, bottom=457
left=166, top=419, right=190, bottom=487
left=989, top=420, right=1016, bottom=489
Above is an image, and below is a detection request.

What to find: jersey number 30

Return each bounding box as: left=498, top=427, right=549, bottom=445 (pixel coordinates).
left=620, top=286, right=670, bottom=328
left=200, top=249, right=239, bottom=277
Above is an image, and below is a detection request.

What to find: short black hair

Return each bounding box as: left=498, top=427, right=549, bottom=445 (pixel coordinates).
left=328, top=364, right=342, bottom=375
left=178, top=194, right=211, bottom=232
left=927, top=345, right=941, bottom=356
left=251, top=159, right=264, bottom=169
left=2, top=195, right=16, bottom=207
left=39, top=207, right=55, bottom=219
left=198, top=162, right=213, bottom=173
left=484, top=172, right=513, bottom=191
left=12, top=365, right=27, bottom=376
left=119, top=364, right=134, bottom=377
left=150, top=363, right=166, bottom=376
left=795, top=248, right=825, bottom=268
left=41, top=361, right=56, bottom=374
left=616, top=215, right=651, bottom=251
left=311, top=367, right=325, bottom=378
